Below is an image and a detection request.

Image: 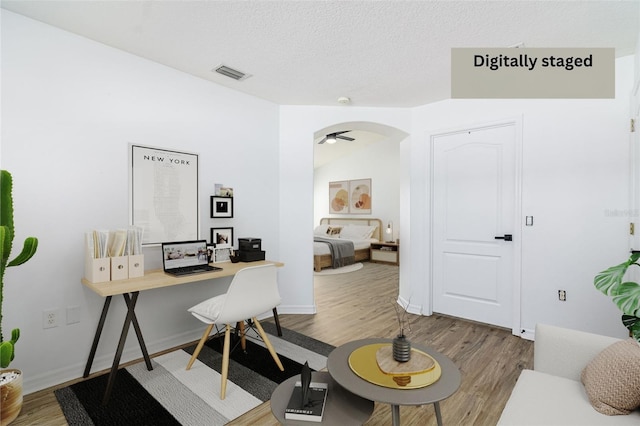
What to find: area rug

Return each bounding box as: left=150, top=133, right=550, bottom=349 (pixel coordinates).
left=54, top=323, right=334, bottom=425
left=314, top=262, right=363, bottom=276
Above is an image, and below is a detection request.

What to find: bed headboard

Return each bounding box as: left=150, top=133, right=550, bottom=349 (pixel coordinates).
left=319, top=217, right=383, bottom=241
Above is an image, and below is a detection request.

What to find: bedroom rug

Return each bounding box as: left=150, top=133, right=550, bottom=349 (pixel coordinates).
left=54, top=323, right=334, bottom=426
left=314, top=262, right=363, bottom=275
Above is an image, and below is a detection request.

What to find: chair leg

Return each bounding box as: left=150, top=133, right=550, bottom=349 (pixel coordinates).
left=187, top=323, right=214, bottom=370
left=252, top=317, right=284, bottom=371
left=220, top=324, right=231, bottom=399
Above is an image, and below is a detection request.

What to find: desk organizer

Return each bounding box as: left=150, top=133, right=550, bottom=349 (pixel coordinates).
left=84, top=254, right=145, bottom=283
left=85, top=255, right=111, bottom=283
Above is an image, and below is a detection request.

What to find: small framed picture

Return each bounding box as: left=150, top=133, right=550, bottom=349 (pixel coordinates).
left=214, top=247, right=232, bottom=263
left=211, top=196, right=233, bottom=218
left=211, top=227, right=234, bottom=248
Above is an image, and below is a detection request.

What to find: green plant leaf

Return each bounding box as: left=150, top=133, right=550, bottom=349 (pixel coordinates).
left=10, top=328, right=19, bottom=344
left=594, top=252, right=640, bottom=295
left=622, top=315, right=640, bottom=342
left=0, top=341, right=14, bottom=368
left=7, top=237, right=38, bottom=267
left=613, top=282, right=640, bottom=317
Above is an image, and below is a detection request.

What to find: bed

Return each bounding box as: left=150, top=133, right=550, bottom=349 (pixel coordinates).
left=313, top=217, right=382, bottom=272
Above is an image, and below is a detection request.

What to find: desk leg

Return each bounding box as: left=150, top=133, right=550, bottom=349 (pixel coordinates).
left=434, top=401, right=443, bottom=426
left=272, top=307, right=282, bottom=336
left=83, top=296, right=112, bottom=378
left=123, top=293, right=153, bottom=371
left=391, top=404, right=400, bottom=426
left=102, top=292, right=145, bottom=405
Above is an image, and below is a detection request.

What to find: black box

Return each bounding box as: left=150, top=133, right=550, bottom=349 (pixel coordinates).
left=239, top=238, right=262, bottom=252
left=238, top=250, right=265, bottom=262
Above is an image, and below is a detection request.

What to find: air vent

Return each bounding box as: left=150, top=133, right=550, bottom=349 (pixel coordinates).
left=213, top=64, right=250, bottom=81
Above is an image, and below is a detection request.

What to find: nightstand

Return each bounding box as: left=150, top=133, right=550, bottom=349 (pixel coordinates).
left=370, top=242, right=399, bottom=266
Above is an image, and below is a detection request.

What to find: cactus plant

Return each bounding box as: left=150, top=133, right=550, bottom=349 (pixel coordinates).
left=0, top=170, right=38, bottom=368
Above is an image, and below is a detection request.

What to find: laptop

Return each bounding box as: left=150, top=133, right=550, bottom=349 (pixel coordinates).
left=161, top=240, right=222, bottom=276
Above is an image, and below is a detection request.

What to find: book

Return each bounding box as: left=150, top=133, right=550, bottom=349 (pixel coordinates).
left=284, top=381, right=328, bottom=422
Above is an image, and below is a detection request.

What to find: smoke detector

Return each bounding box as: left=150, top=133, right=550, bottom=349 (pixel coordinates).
left=337, top=96, right=351, bottom=105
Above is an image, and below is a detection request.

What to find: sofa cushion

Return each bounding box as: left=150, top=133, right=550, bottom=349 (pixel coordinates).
left=498, top=370, right=640, bottom=425
left=581, top=338, right=640, bottom=415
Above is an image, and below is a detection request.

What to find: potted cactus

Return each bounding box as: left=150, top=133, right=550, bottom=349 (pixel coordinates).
left=0, top=170, right=38, bottom=425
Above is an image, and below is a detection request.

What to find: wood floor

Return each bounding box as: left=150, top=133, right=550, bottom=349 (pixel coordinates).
left=11, top=262, right=532, bottom=425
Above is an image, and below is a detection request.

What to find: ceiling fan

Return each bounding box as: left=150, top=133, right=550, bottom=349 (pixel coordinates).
left=318, top=131, right=355, bottom=144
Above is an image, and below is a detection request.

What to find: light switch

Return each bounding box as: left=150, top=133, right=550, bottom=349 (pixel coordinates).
left=525, top=216, right=534, bottom=226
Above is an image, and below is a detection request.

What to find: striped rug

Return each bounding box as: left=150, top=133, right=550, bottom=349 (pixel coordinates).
left=55, top=323, right=334, bottom=425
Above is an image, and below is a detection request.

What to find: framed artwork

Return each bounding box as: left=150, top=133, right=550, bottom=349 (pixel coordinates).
left=349, top=178, right=372, bottom=214
left=211, top=196, right=234, bottom=218
left=329, top=181, right=349, bottom=214
left=214, top=247, right=232, bottom=263
left=211, top=227, right=234, bottom=248
left=130, top=144, right=199, bottom=245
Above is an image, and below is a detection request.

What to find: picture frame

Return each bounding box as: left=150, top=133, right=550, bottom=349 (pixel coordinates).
left=130, top=144, right=199, bottom=245
left=213, top=247, right=232, bottom=263
left=349, top=178, right=372, bottom=214
left=211, top=196, right=234, bottom=218
left=210, top=227, right=234, bottom=248
left=329, top=180, right=349, bottom=214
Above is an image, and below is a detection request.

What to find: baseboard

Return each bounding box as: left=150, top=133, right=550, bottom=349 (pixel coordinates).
left=22, top=329, right=204, bottom=395
left=519, top=328, right=535, bottom=341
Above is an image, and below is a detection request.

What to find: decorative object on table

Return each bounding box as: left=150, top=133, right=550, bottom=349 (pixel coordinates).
left=285, top=362, right=328, bottom=422
left=130, top=145, right=199, bottom=245
left=238, top=237, right=265, bottom=262
left=210, top=196, right=233, bottom=218
left=1, top=170, right=39, bottom=425
left=301, top=361, right=311, bottom=406
left=210, top=227, right=234, bottom=248
left=594, top=251, right=640, bottom=342
left=213, top=247, right=232, bottom=263
left=348, top=343, right=441, bottom=389
left=385, top=221, right=394, bottom=243
left=392, top=298, right=412, bottom=362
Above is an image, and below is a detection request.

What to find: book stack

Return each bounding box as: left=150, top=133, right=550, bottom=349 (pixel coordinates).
left=284, top=381, right=328, bottom=422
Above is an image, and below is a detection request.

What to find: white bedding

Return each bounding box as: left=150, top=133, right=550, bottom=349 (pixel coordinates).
left=313, top=237, right=377, bottom=255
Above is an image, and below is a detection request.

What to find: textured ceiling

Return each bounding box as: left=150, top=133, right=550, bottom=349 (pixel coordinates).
left=2, top=0, right=638, bottom=108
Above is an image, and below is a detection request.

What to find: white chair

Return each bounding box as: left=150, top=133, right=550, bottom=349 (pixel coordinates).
left=186, top=264, right=284, bottom=399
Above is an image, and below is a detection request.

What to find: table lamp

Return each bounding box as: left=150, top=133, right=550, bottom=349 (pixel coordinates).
left=386, top=221, right=394, bottom=243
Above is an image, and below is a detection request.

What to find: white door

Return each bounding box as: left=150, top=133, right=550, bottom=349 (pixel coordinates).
left=431, top=123, right=517, bottom=328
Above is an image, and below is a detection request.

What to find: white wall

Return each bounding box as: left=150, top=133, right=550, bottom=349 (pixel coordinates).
left=313, top=139, right=400, bottom=236
left=1, top=11, right=280, bottom=393
left=411, top=55, right=635, bottom=338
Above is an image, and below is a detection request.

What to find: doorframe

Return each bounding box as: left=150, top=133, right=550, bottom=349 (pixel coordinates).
left=426, top=116, right=524, bottom=336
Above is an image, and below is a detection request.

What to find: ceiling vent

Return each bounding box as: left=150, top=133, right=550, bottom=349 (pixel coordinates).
left=213, top=64, right=251, bottom=81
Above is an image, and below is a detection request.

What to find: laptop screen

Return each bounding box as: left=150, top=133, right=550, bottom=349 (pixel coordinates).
left=162, top=240, right=209, bottom=271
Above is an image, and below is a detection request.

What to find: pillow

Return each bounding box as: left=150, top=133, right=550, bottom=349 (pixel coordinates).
left=188, top=294, right=226, bottom=323
left=326, top=226, right=342, bottom=236
left=580, top=338, right=640, bottom=415
left=340, top=224, right=376, bottom=240
left=314, top=224, right=330, bottom=236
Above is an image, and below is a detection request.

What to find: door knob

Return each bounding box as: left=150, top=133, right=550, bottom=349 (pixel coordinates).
left=494, top=234, right=513, bottom=241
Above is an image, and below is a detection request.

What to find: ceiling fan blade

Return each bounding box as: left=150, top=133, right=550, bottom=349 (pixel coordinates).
left=318, top=136, right=327, bottom=144
left=336, top=135, right=355, bottom=141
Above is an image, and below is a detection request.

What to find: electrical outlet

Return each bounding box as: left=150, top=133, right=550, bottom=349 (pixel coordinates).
left=43, top=308, right=60, bottom=329
left=558, top=290, right=567, bottom=302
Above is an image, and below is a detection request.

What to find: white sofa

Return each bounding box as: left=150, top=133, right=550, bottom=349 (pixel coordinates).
left=498, top=323, right=640, bottom=425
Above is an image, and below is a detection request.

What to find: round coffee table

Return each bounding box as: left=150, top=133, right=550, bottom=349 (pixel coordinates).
left=327, top=338, right=461, bottom=426
left=270, top=371, right=374, bottom=425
